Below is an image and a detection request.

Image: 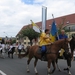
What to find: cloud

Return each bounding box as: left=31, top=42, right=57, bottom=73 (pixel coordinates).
left=0, top=0, right=75, bottom=37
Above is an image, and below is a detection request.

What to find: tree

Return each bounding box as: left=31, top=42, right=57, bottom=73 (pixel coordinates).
left=21, top=26, right=40, bottom=46
left=57, top=17, right=66, bottom=34
left=12, top=39, right=16, bottom=44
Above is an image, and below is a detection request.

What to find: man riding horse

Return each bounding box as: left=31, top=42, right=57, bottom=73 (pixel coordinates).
left=56, top=29, right=68, bottom=56
left=39, top=29, right=52, bottom=60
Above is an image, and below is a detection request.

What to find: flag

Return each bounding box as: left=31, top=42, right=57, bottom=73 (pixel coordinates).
left=31, top=20, right=41, bottom=33
left=50, top=20, right=57, bottom=42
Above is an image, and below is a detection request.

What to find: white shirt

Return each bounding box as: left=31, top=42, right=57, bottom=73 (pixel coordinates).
left=0, top=44, right=2, bottom=51
left=18, top=44, right=22, bottom=50
left=2, top=44, right=5, bottom=49
left=9, top=45, right=13, bottom=51
left=0, top=47, right=2, bottom=51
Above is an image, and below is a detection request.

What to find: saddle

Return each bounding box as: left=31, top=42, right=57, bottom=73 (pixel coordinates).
left=37, top=47, right=48, bottom=54
left=37, top=44, right=52, bottom=61
left=37, top=43, right=52, bottom=54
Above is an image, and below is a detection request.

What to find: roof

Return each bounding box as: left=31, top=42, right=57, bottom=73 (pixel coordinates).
left=16, top=13, right=75, bottom=37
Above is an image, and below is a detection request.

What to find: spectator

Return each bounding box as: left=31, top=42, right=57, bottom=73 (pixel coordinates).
left=18, top=42, right=23, bottom=58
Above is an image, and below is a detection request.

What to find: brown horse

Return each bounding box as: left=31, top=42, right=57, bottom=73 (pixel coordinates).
left=19, top=39, right=69, bottom=75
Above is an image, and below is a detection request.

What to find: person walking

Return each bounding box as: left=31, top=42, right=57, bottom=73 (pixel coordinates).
left=18, top=42, right=23, bottom=58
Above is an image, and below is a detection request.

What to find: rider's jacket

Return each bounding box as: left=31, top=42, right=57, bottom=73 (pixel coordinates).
left=39, top=32, right=51, bottom=46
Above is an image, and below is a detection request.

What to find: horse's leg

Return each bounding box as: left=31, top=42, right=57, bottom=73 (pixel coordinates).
left=51, top=60, right=56, bottom=73
left=67, top=66, right=72, bottom=75
left=47, top=60, right=52, bottom=75
left=11, top=52, right=13, bottom=59
left=27, top=56, right=33, bottom=73
left=8, top=52, right=10, bottom=58
left=56, top=58, right=61, bottom=71
left=71, top=51, right=74, bottom=61
left=1, top=50, right=3, bottom=58
left=64, top=58, right=72, bottom=75
left=34, top=58, right=38, bottom=75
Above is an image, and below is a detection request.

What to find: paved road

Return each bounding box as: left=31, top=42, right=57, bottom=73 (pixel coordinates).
left=0, top=54, right=75, bottom=75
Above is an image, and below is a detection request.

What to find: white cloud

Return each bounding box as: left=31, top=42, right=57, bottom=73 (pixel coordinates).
left=0, top=0, right=75, bottom=37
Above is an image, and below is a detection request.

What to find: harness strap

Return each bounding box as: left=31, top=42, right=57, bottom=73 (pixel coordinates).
left=68, top=43, right=71, bottom=53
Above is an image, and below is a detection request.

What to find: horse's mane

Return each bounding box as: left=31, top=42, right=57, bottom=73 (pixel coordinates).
left=53, top=39, right=66, bottom=45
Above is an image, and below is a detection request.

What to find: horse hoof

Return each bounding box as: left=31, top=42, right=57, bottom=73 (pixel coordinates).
left=64, top=68, right=68, bottom=70
left=8, top=56, right=10, bottom=58
left=69, top=72, right=72, bottom=75
left=59, top=69, right=61, bottom=72
left=47, top=73, right=50, bottom=75
left=27, top=70, right=30, bottom=73
left=69, top=73, right=72, bottom=75
left=35, top=73, right=38, bottom=75
left=47, top=72, right=51, bottom=75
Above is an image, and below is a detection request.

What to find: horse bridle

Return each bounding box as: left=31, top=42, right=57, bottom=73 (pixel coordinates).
left=62, top=39, right=71, bottom=53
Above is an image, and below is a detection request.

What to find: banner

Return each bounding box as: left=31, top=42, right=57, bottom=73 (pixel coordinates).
left=31, top=20, right=41, bottom=33
left=50, top=20, right=57, bottom=42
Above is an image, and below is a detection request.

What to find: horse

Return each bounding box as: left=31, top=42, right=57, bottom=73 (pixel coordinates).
left=55, top=50, right=72, bottom=75
left=69, top=34, right=75, bottom=60
left=8, top=47, right=15, bottom=59
left=55, top=34, right=75, bottom=75
left=18, top=39, right=69, bottom=75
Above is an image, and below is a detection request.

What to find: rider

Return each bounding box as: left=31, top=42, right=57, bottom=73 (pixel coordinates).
left=57, top=29, right=68, bottom=56
left=39, top=29, right=52, bottom=60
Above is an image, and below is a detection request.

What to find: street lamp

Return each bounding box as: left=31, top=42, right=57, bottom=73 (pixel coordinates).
left=3, top=32, right=9, bottom=43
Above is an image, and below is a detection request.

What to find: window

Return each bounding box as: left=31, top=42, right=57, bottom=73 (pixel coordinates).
left=24, top=37, right=26, bottom=40
left=24, top=42, right=26, bottom=44
left=63, top=24, right=75, bottom=32
left=28, top=42, right=30, bottom=44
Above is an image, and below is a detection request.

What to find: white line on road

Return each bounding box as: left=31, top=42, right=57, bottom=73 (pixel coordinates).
left=0, top=70, right=7, bottom=75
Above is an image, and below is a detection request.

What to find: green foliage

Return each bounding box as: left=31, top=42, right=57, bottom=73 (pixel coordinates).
left=57, top=17, right=66, bottom=34
left=12, top=39, right=16, bottom=44
left=21, top=27, right=39, bottom=40
left=21, top=26, right=40, bottom=45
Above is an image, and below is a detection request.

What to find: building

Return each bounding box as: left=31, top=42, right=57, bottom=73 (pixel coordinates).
left=16, top=13, right=75, bottom=46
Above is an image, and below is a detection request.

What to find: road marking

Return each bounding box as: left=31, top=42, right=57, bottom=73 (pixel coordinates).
left=0, top=70, right=7, bottom=75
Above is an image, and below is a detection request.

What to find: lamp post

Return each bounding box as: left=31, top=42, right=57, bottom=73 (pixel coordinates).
left=3, top=32, right=9, bottom=43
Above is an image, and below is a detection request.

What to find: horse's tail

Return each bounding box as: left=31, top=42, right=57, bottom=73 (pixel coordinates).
left=24, top=46, right=30, bottom=56
left=18, top=46, right=30, bottom=58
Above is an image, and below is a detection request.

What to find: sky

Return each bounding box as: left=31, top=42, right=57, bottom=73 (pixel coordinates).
left=0, top=0, right=75, bottom=37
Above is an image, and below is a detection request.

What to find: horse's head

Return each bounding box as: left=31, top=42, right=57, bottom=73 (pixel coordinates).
left=72, top=34, right=75, bottom=42
left=61, top=38, right=69, bottom=52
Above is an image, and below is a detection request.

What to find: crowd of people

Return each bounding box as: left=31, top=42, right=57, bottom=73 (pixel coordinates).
left=0, top=29, right=75, bottom=60
left=0, top=42, right=25, bottom=59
